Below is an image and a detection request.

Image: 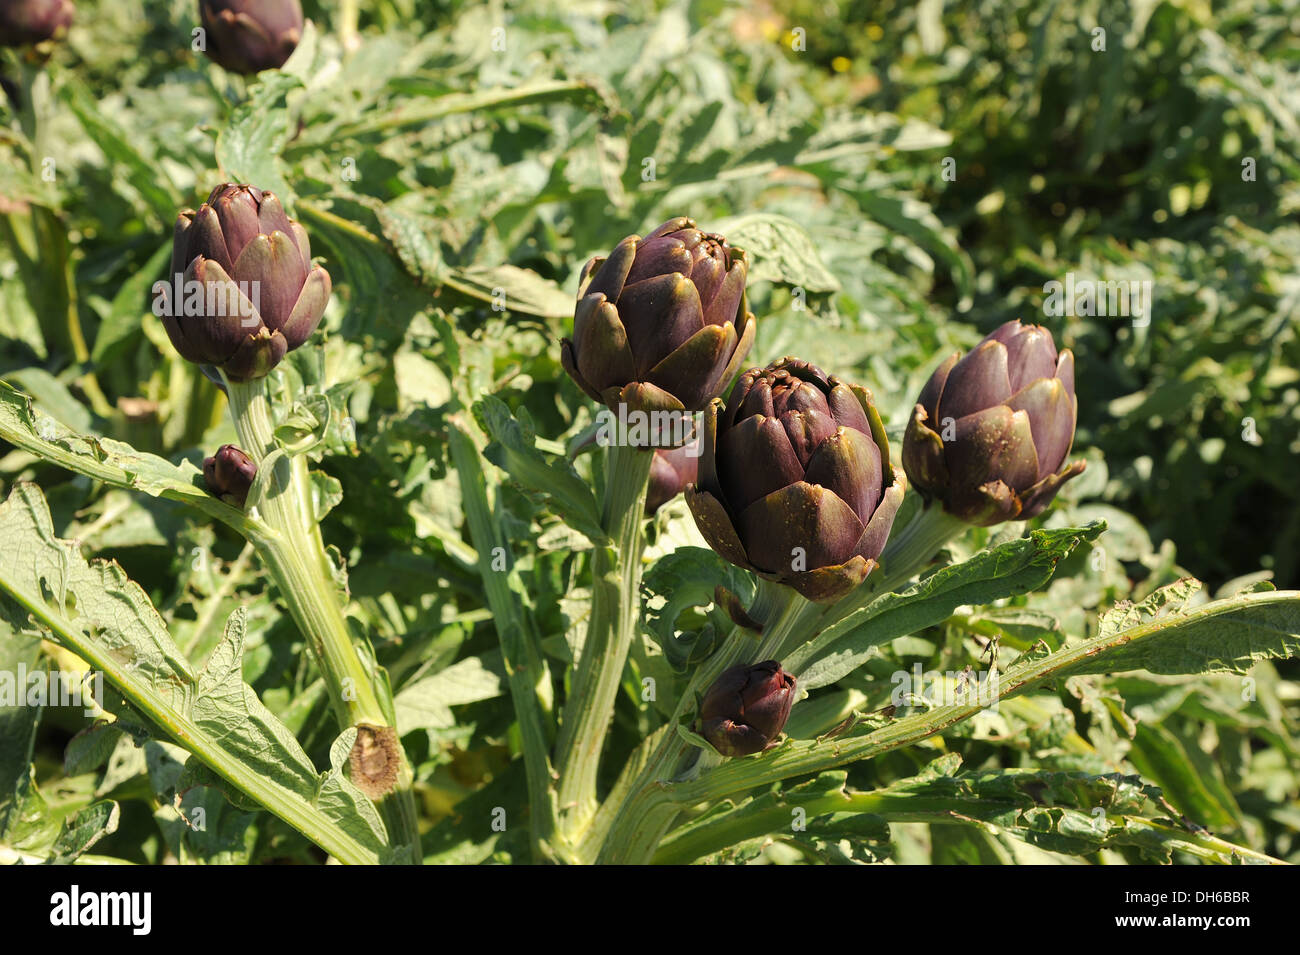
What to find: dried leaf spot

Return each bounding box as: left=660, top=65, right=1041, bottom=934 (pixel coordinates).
left=349, top=724, right=399, bottom=799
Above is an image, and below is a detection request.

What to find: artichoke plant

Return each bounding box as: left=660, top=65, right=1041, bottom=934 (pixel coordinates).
left=645, top=445, right=699, bottom=515
left=687, top=358, right=905, bottom=602
left=561, top=217, right=755, bottom=415
left=198, top=0, right=302, bottom=74
left=203, top=444, right=256, bottom=507
left=156, top=183, right=330, bottom=382
left=699, top=660, right=797, bottom=758
left=0, top=0, right=74, bottom=46
left=902, top=320, right=1084, bottom=525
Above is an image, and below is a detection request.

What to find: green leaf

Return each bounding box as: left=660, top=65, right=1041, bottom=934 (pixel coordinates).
left=655, top=771, right=891, bottom=865
left=274, top=393, right=331, bottom=454
left=64, top=722, right=128, bottom=777
left=0, top=381, right=253, bottom=535
left=91, top=240, right=171, bottom=364
left=851, top=191, right=974, bottom=307
left=3, top=367, right=94, bottom=433
left=49, top=801, right=120, bottom=863
left=1127, top=722, right=1242, bottom=831
left=394, top=656, right=503, bottom=733
left=792, top=523, right=1105, bottom=689
left=473, top=395, right=605, bottom=543
left=216, top=72, right=304, bottom=202
left=1056, top=584, right=1300, bottom=678
left=375, top=203, right=446, bottom=287
left=310, top=470, right=343, bottom=522
left=0, top=629, right=42, bottom=835
left=0, top=484, right=385, bottom=865
left=641, top=546, right=755, bottom=672
left=61, top=81, right=178, bottom=225
left=711, top=214, right=841, bottom=293
left=442, top=265, right=573, bottom=320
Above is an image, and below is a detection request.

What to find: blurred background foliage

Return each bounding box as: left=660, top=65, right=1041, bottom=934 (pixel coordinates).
left=1, top=0, right=1296, bottom=863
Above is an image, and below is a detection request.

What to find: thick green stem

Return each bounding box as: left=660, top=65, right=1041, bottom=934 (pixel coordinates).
left=875, top=502, right=968, bottom=592
left=554, top=437, right=653, bottom=846
left=595, top=507, right=966, bottom=863
left=651, top=792, right=1285, bottom=865
left=448, top=417, right=557, bottom=861
left=224, top=376, right=421, bottom=863
left=597, top=580, right=819, bottom=863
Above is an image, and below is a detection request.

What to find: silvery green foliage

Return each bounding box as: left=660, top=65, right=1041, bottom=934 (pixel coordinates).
left=0, top=0, right=1297, bottom=867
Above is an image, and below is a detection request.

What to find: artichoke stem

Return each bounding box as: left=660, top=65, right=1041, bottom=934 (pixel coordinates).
left=598, top=580, right=820, bottom=862
left=224, top=375, right=422, bottom=863
left=554, top=432, right=653, bottom=848
left=874, top=501, right=969, bottom=592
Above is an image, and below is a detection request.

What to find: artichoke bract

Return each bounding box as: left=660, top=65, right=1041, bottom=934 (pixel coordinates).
left=687, top=358, right=905, bottom=602
left=645, top=444, right=699, bottom=516
left=561, top=217, right=755, bottom=415
left=902, top=320, right=1084, bottom=525
left=699, top=660, right=796, bottom=758
left=155, top=183, right=330, bottom=382
left=203, top=444, right=256, bottom=507
left=198, top=0, right=302, bottom=75
left=0, top=0, right=74, bottom=46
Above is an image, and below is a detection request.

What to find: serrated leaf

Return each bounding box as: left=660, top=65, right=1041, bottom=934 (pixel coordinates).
left=0, top=485, right=385, bottom=864
left=792, top=523, right=1105, bottom=689
left=642, top=546, right=756, bottom=671
left=444, top=264, right=572, bottom=319
left=215, top=72, right=303, bottom=202
left=473, top=395, right=605, bottom=542
left=50, top=801, right=120, bottom=863
left=711, top=214, right=840, bottom=292
left=274, top=393, right=331, bottom=453
left=0, top=382, right=250, bottom=533
left=394, top=656, right=503, bottom=733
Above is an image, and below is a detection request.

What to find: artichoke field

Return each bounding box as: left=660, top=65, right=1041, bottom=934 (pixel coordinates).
left=0, top=0, right=1297, bottom=880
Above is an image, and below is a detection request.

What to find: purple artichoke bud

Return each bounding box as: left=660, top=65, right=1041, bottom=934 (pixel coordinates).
left=686, top=358, right=906, bottom=602
left=203, top=444, right=256, bottom=507
left=0, top=0, right=74, bottom=47
left=155, top=183, right=330, bottom=382
left=198, top=0, right=302, bottom=74
left=646, top=444, right=699, bottom=515
left=561, top=217, right=756, bottom=415
left=699, top=660, right=796, bottom=758
left=902, top=320, right=1085, bottom=526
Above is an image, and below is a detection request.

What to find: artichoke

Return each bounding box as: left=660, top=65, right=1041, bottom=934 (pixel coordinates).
left=156, top=183, right=330, bottom=382
left=645, top=445, right=699, bottom=516
left=561, top=217, right=755, bottom=415
left=687, top=358, right=905, bottom=602
left=198, top=0, right=302, bottom=74
left=0, top=0, right=74, bottom=46
left=902, top=320, right=1084, bottom=525
left=203, top=444, right=256, bottom=507
left=699, top=660, right=796, bottom=758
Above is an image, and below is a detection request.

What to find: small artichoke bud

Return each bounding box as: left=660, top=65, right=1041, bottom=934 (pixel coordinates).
left=155, top=183, right=330, bottom=382
left=198, top=0, right=302, bottom=74
left=645, top=444, right=699, bottom=516
left=0, top=0, right=74, bottom=47
left=902, top=320, right=1085, bottom=525
left=699, top=660, right=796, bottom=758
left=687, top=357, right=905, bottom=602
left=561, top=217, right=756, bottom=415
left=203, top=444, right=256, bottom=507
